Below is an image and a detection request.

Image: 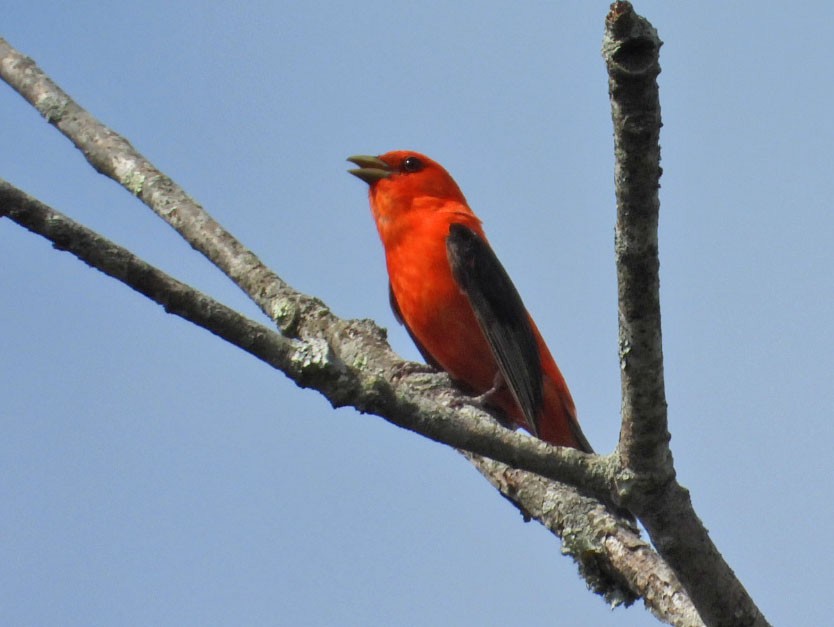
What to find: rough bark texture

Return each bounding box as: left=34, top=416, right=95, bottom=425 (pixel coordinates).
left=467, top=454, right=703, bottom=626
left=603, top=3, right=769, bottom=626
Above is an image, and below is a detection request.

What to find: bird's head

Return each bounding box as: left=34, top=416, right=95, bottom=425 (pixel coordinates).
left=347, top=151, right=468, bottom=220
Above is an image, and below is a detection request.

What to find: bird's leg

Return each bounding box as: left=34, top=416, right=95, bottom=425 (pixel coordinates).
left=446, top=370, right=516, bottom=431
left=472, top=370, right=506, bottom=406
left=467, top=371, right=517, bottom=430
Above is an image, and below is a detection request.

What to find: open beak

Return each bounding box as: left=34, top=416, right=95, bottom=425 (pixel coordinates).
left=347, top=155, right=392, bottom=184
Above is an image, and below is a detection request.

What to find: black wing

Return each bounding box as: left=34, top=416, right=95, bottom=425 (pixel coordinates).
left=446, top=223, right=543, bottom=435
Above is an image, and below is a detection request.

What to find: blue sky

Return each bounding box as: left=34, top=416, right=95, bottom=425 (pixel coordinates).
left=2, top=3, right=832, bottom=625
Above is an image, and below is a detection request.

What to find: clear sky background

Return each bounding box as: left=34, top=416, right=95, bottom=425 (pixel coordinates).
left=2, top=3, right=832, bottom=626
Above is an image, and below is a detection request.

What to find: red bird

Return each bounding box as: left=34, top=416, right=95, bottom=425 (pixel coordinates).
left=348, top=151, right=592, bottom=452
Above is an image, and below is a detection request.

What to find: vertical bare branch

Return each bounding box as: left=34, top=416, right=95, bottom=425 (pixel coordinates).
left=604, top=1, right=670, bottom=482
left=603, top=3, right=769, bottom=626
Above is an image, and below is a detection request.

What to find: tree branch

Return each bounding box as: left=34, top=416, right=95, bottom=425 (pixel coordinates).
left=0, top=36, right=296, bottom=332
left=603, top=3, right=769, bottom=626
left=0, top=178, right=611, bottom=498
left=1, top=178, right=697, bottom=621
left=467, top=454, right=703, bottom=626
left=0, top=180, right=299, bottom=370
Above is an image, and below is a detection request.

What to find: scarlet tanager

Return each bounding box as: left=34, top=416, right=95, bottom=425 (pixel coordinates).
left=348, top=151, right=592, bottom=452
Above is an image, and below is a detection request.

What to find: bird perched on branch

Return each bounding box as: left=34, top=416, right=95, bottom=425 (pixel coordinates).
left=348, top=150, right=592, bottom=453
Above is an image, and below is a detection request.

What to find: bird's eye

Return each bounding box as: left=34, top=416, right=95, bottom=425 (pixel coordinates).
left=401, top=156, right=424, bottom=173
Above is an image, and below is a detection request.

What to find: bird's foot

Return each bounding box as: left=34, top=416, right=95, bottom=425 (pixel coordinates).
left=470, top=371, right=506, bottom=406
left=459, top=372, right=517, bottom=431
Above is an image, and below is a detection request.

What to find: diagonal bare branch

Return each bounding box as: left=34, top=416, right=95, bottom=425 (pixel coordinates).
left=467, top=454, right=703, bottom=626
left=0, top=179, right=298, bottom=370
left=1, top=178, right=686, bottom=618
left=0, top=178, right=616, bottom=503
left=0, top=36, right=297, bottom=332
left=0, top=38, right=637, bottom=517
